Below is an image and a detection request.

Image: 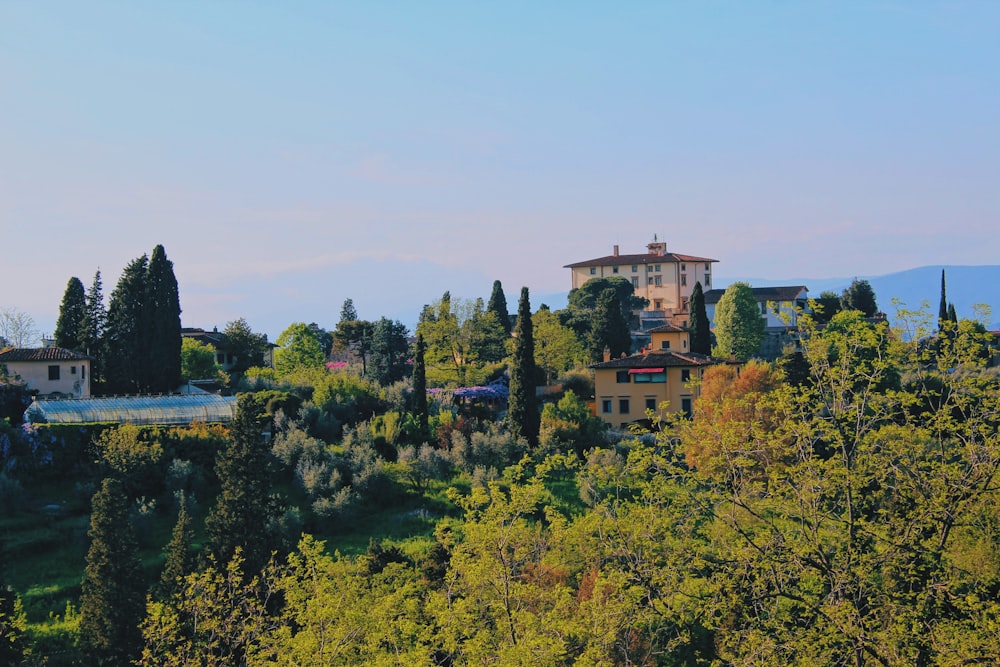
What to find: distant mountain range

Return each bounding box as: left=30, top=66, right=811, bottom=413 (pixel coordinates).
left=715, top=265, right=1000, bottom=331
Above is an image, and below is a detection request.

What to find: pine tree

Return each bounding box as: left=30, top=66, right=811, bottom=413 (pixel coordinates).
left=145, top=244, right=182, bottom=393
left=104, top=255, right=148, bottom=394
left=938, top=269, right=948, bottom=325
left=487, top=280, right=512, bottom=335
left=79, top=477, right=144, bottom=663
left=412, top=333, right=429, bottom=438
left=689, top=281, right=712, bottom=355
left=157, top=494, right=194, bottom=598
left=589, top=288, right=631, bottom=362
left=204, top=394, right=275, bottom=576
left=508, top=287, right=539, bottom=446
left=840, top=278, right=879, bottom=317
left=54, top=276, right=87, bottom=351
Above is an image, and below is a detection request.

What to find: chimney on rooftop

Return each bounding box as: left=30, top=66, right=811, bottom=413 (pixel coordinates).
left=613, top=244, right=619, bottom=257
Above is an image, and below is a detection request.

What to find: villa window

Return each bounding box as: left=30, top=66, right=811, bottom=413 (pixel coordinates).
left=71, top=366, right=77, bottom=375
left=646, top=398, right=657, bottom=411
left=705, top=275, right=711, bottom=287
left=654, top=300, right=662, bottom=309
left=681, top=264, right=686, bottom=271
left=590, top=267, right=597, bottom=275
left=612, top=266, right=619, bottom=273
left=632, top=265, right=638, bottom=272
left=761, top=302, right=767, bottom=314
left=661, top=340, right=670, bottom=349
left=682, top=369, right=691, bottom=382
left=48, top=365, right=60, bottom=381
left=632, top=277, right=639, bottom=288
left=619, top=398, right=630, bottom=414
left=680, top=274, right=687, bottom=286
left=82, top=365, right=86, bottom=379
left=682, top=398, right=693, bottom=418
left=654, top=275, right=662, bottom=286
left=601, top=399, right=613, bottom=414
left=655, top=264, right=661, bottom=272
left=647, top=265, right=653, bottom=273
left=705, top=263, right=710, bottom=271
left=616, top=371, right=630, bottom=384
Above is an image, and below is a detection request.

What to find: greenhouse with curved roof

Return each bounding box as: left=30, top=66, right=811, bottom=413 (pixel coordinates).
left=25, top=394, right=238, bottom=426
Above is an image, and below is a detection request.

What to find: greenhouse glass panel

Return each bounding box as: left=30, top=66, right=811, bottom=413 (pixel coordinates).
left=25, top=394, right=237, bottom=425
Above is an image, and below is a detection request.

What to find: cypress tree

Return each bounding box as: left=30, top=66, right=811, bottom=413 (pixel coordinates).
left=589, top=288, right=631, bottom=362
left=412, top=333, right=429, bottom=438
left=948, top=303, right=958, bottom=323
left=54, top=277, right=87, bottom=351
left=508, top=287, right=539, bottom=446
left=157, top=494, right=194, bottom=598
left=145, top=244, right=182, bottom=393
left=104, top=255, right=148, bottom=394
left=205, top=394, right=275, bottom=576
left=487, top=280, right=512, bottom=335
left=689, top=281, right=711, bottom=355
left=79, top=477, right=144, bottom=663
left=938, top=269, right=948, bottom=325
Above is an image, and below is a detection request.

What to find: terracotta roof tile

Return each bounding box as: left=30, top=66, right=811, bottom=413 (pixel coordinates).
left=564, top=252, right=718, bottom=269
left=0, top=347, right=91, bottom=362
left=590, top=350, right=722, bottom=369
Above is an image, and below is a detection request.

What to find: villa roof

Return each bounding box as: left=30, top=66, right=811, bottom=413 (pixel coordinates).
left=0, top=347, right=91, bottom=362
left=564, top=252, right=717, bottom=269
left=703, top=285, right=808, bottom=305
left=646, top=323, right=688, bottom=334
left=590, top=350, right=722, bottom=370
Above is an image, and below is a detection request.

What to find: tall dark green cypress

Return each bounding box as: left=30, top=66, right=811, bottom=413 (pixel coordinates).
left=487, top=280, right=512, bottom=335
left=104, top=255, right=148, bottom=394
left=589, top=288, right=631, bottom=362
left=157, top=494, right=194, bottom=599
left=145, top=244, right=182, bottom=393
left=205, top=394, right=275, bottom=576
left=79, top=477, right=144, bottom=663
left=81, top=270, right=106, bottom=386
left=948, top=303, right=958, bottom=323
left=689, top=281, right=711, bottom=355
left=412, top=333, right=429, bottom=439
left=54, top=277, right=87, bottom=351
left=938, top=269, right=948, bottom=325
left=508, top=287, right=539, bottom=446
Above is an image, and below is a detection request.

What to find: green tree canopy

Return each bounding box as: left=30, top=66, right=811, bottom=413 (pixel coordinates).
left=713, top=281, right=764, bottom=360
left=508, top=287, right=539, bottom=446
left=180, top=337, right=225, bottom=383
left=811, top=289, right=843, bottom=324
left=841, top=277, right=879, bottom=317
left=588, top=287, right=632, bottom=362
left=368, top=317, right=410, bottom=385
left=54, top=276, right=86, bottom=351
left=274, top=322, right=326, bottom=375
left=487, top=279, right=512, bottom=335
left=559, top=276, right=647, bottom=344
left=688, top=281, right=711, bottom=355
left=79, top=477, right=144, bottom=663
left=222, top=317, right=269, bottom=374
left=532, top=306, right=588, bottom=384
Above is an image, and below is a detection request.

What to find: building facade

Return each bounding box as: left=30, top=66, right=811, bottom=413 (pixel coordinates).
left=0, top=347, right=92, bottom=398
left=564, top=240, right=718, bottom=318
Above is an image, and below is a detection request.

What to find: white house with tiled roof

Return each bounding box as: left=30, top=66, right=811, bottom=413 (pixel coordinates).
left=0, top=347, right=91, bottom=398
left=703, top=285, right=810, bottom=330
left=564, top=239, right=717, bottom=318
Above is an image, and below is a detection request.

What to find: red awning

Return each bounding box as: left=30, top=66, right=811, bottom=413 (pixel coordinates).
left=628, top=368, right=665, bottom=374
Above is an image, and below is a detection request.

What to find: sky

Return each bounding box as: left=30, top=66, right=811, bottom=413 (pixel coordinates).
left=2, top=1, right=998, bottom=341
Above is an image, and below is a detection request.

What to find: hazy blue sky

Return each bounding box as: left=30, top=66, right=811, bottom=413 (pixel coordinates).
left=3, top=2, right=998, bottom=339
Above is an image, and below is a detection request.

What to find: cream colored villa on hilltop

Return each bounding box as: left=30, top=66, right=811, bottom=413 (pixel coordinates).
left=563, top=238, right=717, bottom=323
